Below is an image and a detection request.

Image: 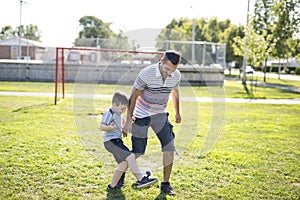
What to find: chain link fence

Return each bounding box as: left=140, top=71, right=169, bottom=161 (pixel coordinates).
left=0, top=37, right=226, bottom=68
left=57, top=38, right=226, bottom=68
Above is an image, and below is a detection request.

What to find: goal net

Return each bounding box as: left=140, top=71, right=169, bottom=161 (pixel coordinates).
left=54, top=47, right=163, bottom=104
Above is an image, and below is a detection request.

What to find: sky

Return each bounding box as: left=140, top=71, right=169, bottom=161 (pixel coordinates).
left=0, top=0, right=255, bottom=47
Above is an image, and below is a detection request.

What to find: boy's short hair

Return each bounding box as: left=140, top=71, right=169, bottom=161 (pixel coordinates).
left=112, top=92, right=128, bottom=106
left=163, top=50, right=181, bottom=65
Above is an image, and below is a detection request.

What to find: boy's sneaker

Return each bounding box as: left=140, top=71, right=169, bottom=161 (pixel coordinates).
left=160, top=182, right=176, bottom=195
left=136, top=171, right=158, bottom=189
left=106, top=184, right=120, bottom=191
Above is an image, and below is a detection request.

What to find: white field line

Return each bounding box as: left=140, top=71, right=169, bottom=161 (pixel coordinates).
left=1, top=91, right=300, bottom=104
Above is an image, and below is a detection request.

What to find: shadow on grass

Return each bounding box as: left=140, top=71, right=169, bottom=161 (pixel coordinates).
left=106, top=189, right=125, bottom=200
left=12, top=103, right=50, bottom=113
left=243, top=83, right=255, bottom=99
left=154, top=192, right=167, bottom=200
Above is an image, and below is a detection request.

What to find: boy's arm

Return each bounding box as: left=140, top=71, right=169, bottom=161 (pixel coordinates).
left=100, top=122, right=116, bottom=131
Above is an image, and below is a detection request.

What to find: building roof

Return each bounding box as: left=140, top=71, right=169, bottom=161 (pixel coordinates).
left=0, top=37, right=46, bottom=48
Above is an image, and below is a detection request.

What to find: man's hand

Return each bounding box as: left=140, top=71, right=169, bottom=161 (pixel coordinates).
left=122, top=120, right=133, bottom=137
left=171, top=88, right=181, bottom=124
left=175, top=113, right=181, bottom=123
left=123, top=88, right=141, bottom=137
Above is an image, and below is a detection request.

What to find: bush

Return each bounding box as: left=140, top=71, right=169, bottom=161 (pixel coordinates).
left=295, top=67, right=300, bottom=75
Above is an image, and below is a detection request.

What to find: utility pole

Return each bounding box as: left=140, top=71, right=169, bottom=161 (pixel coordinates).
left=18, top=0, right=26, bottom=59
left=191, top=5, right=195, bottom=64
left=242, top=0, right=250, bottom=84
left=192, top=18, right=195, bottom=64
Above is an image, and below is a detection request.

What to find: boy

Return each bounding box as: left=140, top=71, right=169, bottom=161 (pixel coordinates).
left=100, top=92, right=157, bottom=190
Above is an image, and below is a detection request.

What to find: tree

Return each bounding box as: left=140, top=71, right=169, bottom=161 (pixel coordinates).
left=219, top=24, right=244, bottom=65
left=203, top=17, right=222, bottom=43
left=254, top=0, right=275, bottom=82
left=156, top=17, right=241, bottom=65
left=156, top=18, right=191, bottom=41
left=78, top=16, right=115, bottom=39
left=233, top=17, right=275, bottom=71
left=288, top=38, right=300, bottom=59
left=254, top=0, right=274, bottom=36
left=0, top=24, right=41, bottom=41
left=74, top=16, right=130, bottom=49
left=237, top=0, right=300, bottom=81
left=21, top=24, right=41, bottom=41
left=0, top=26, right=14, bottom=39
left=272, top=0, right=300, bottom=78
left=113, top=30, right=131, bottom=50
left=156, top=18, right=192, bottom=61
left=194, top=18, right=207, bottom=41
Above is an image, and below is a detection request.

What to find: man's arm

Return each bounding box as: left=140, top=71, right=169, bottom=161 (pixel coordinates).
left=171, top=87, right=181, bottom=123
left=122, top=88, right=143, bottom=135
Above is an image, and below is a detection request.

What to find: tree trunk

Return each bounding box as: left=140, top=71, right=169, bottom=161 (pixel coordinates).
left=264, top=59, right=267, bottom=82
left=278, top=59, right=281, bottom=79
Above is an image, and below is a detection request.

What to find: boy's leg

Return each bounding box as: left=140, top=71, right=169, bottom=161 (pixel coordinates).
left=125, top=153, right=143, bottom=180
left=116, top=172, right=126, bottom=188
left=105, top=139, right=131, bottom=188
left=110, top=161, right=127, bottom=188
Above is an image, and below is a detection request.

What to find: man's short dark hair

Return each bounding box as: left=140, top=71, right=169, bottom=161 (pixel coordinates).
left=112, top=92, right=128, bottom=106
left=164, top=50, right=181, bottom=65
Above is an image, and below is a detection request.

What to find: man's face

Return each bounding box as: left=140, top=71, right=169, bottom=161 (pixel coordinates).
left=160, top=60, right=178, bottom=79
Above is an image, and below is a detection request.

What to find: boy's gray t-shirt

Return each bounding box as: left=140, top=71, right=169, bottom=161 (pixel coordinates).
left=101, top=107, right=122, bottom=142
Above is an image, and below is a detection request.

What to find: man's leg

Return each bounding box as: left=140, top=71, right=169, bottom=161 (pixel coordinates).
left=152, top=114, right=177, bottom=195
left=163, top=151, right=174, bottom=182
left=131, top=117, right=150, bottom=158
left=161, top=150, right=176, bottom=195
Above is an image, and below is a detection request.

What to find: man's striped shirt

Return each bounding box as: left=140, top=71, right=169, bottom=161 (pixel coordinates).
left=133, top=63, right=181, bottom=118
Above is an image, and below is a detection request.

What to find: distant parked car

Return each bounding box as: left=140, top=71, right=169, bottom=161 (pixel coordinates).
left=132, top=60, right=141, bottom=65
left=245, top=66, right=255, bottom=74
left=143, top=60, right=151, bottom=65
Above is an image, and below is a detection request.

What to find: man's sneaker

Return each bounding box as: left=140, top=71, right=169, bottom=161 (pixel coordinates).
left=160, top=182, right=176, bottom=195
left=116, top=172, right=125, bottom=188
left=136, top=171, right=158, bottom=189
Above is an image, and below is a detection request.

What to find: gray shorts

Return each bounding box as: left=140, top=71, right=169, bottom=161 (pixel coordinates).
left=104, top=138, right=132, bottom=164
left=131, top=113, right=175, bottom=155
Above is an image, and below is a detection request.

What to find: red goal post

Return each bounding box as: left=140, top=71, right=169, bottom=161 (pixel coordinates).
left=54, top=47, right=163, bottom=105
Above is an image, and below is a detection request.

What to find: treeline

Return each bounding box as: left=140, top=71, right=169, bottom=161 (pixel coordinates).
left=1, top=0, right=299, bottom=68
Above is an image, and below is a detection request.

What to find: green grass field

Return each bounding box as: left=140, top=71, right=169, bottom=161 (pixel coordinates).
left=0, top=81, right=299, bottom=199
left=1, top=76, right=300, bottom=99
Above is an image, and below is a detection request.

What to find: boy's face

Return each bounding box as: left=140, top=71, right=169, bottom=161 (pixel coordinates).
left=112, top=103, right=127, bottom=115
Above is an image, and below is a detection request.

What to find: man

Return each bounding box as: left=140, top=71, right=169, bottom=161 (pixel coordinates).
left=122, top=50, right=181, bottom=195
